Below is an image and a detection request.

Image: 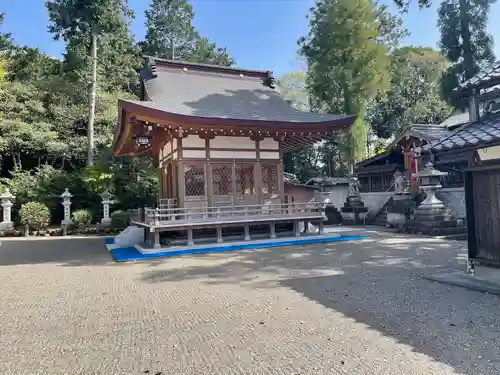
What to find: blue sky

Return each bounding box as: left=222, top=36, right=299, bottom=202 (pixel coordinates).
left=2, top=0, right=500, bottom=77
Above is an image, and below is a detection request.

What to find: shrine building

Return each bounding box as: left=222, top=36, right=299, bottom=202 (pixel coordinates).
left=112, top=57, right=356, bottom=212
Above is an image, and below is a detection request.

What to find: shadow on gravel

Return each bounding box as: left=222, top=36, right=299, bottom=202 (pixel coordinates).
left=0, top=237, right=114, bottom=266
left=282, top=257, right=500, bottom=375
left=139, top=230, right=500, bottom=374
left=140, top=231, right=463, bottom=286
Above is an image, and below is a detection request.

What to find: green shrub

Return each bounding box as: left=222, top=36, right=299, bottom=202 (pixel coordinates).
left=72, top=209, right=92, bottom=230
left=110, top=210, right=131, bottom=229
left=19, top=202, right=51, bottom=230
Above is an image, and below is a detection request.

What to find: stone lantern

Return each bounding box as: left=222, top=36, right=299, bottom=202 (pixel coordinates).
left=0, top=188, right=15, bottom=231
left=387, top=170, right=412, bottom=230
left=418, top=161, right=447, bottom=209
left=60, top=188, right=73, bottom=226
left=404, top=161, right=465, bottom=236
left=100, top=189, right=115, bottom=227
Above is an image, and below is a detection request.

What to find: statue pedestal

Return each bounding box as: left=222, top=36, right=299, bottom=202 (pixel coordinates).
left=387, top=193, right=414, bottom=231
left=341, top=195, right=368, bottom=225
left=404, top=186, right=465, bottom=236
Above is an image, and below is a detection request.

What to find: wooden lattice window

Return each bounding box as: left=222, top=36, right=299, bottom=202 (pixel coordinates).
left=212, top=164, right=233, bottom=196
left=184, top=164, right=205, bottom=196
left=262, top=164, right=278, bottom=195
left=235, top=164, right=255, bottom=195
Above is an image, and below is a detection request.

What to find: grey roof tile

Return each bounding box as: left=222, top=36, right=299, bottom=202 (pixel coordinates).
left=454, top=61, right=500, bottom=91
left=139, top=59, right=353, bottom=123
left=431, top=112, right=500, bottom=152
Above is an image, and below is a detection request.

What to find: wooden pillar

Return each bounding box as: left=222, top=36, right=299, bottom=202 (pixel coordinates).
left=231, top=162, right=237, bottom=205
left=216, top=226, right=223, bottom=243
left=177, top=135, right=185, bottom=209
left=244, top=224, right=251, bottom=241
left=205, top=138, right=213, bottom=209
left=187, top=228, right=194, bottom=246
left=254, top=138, right=263, bottom=204
left=318, top=219, right=325, bottom=235
left=270, top=222, right=276, bottom=239
left=278, top=139, right=285, bottom=203
left=153, top=230, right=160, bottom=249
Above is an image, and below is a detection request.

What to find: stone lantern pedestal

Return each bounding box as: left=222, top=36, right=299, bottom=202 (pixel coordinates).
left=60, top=189, right=73, bottom=226
left=0, top=188, right=15, bottom=231
left=341, top=175, right=368, bottom=225
left=100, top=190, right=115, bottom=227
left=404, top=162, right=466, bottom=236
left=387, top=171, right=414, bottom=231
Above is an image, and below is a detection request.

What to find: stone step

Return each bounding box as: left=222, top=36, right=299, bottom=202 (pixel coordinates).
left=405, top=225, right=467, bottom=236
left=407, top=219, right=465, bottom=229
left=435, top=233, right=467, bottom=241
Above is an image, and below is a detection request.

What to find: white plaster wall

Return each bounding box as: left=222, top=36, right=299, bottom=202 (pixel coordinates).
left=211, top=150, right=256, bottom=159
left=183, top=135, right=205, bottom=148
left=260, top=138, right=279, bottom=150
left=184, top=150, right=206, bottom=159
left=314, top=185, right=349, bottom=209
left=260, top=151, right=279, bottom=159
left=211, top=136, right=255, bottom=149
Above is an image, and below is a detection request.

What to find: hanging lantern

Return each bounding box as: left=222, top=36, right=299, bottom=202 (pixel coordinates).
left=134, top=134, right=151, bottom=147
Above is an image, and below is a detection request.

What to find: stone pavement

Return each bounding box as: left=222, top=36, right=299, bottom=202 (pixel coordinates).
left=0, top=230, right=499, bottom=375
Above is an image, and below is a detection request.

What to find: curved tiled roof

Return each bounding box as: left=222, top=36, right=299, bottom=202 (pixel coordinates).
left=139, top=57, right=353, bottom=124
left=454, top=61, right=500, bottom=92
left=431, top=113, right=500, bottom=152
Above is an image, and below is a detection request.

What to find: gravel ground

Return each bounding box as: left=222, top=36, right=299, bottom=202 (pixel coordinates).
left=0, top=230, right=499, bottom=375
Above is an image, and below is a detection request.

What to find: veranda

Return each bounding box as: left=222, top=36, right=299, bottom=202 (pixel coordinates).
left=111, top=57, right=356, bottom=248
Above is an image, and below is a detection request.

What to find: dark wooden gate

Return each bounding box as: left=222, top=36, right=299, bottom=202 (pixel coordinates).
left=471, top=168, right=500, bottom=261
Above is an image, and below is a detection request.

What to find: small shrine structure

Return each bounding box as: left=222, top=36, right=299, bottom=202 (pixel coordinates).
left=430, top=61, right=500, bottom=265
left=110, top=57, right=356, bottom=249
left=356, top=124, right=452, bottom=192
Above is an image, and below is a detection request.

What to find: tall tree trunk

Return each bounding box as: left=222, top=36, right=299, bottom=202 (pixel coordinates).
left=458, top=0, right=474, bottom=80
left=87, top=31, right=98, bottom=166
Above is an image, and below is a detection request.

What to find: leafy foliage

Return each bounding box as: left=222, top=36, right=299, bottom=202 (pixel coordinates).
left=299, top=0, right=392, bottom=168
left=369, top=46, right=453, bottom=138
left=438, top=0, right=496, bottom=107
left=110, top=210, right=131, bottom=229
left=0, top=13, right=13, bottom=52
left=72, top=209, right=93, bottom=229
left=19, top=202, right=51, bottom=230
left=393, top=0, right=432, bottom=9
left=142, top=0, right=234, bottom=66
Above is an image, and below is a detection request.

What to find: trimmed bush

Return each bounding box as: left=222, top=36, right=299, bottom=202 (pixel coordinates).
left=110, top=210, right=131, bottom=229
left=72, top=209, right=92, bottom=230
left=19, top=202, right=51, bottom=230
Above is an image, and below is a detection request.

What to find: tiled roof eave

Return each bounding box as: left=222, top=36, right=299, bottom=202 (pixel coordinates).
left=118, top=99, right=356, bottom=130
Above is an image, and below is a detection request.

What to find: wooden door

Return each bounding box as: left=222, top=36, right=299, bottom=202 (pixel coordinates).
left=472, top=168, right=500, bottom=261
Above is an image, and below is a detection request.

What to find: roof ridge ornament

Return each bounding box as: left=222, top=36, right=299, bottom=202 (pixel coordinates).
left=267, top=71, right=276, bottom=89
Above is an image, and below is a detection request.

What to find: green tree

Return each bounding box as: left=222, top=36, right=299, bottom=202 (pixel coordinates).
left=5, top=47, right=61, bottom=83
left=369, top=46, right=453, bottom=138
left=299, top=0, right=391, bottom=173
left=189, top=36, right=235, bottom=66
left=393, top=0, right=432, bottom=9
left=278, top=70, right=309, bottom=111
left=142, top=0, right=196, bottom=60
left=438, top=0, right=496, bottom=107
left=0, top=13, right=13, bottom=52
left=46, top=0, right=136, bottom=166
left=142, top=0, right=234, bottom=66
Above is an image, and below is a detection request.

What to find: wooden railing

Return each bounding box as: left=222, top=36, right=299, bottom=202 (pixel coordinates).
left=143, top=202, right=323, bottom=225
